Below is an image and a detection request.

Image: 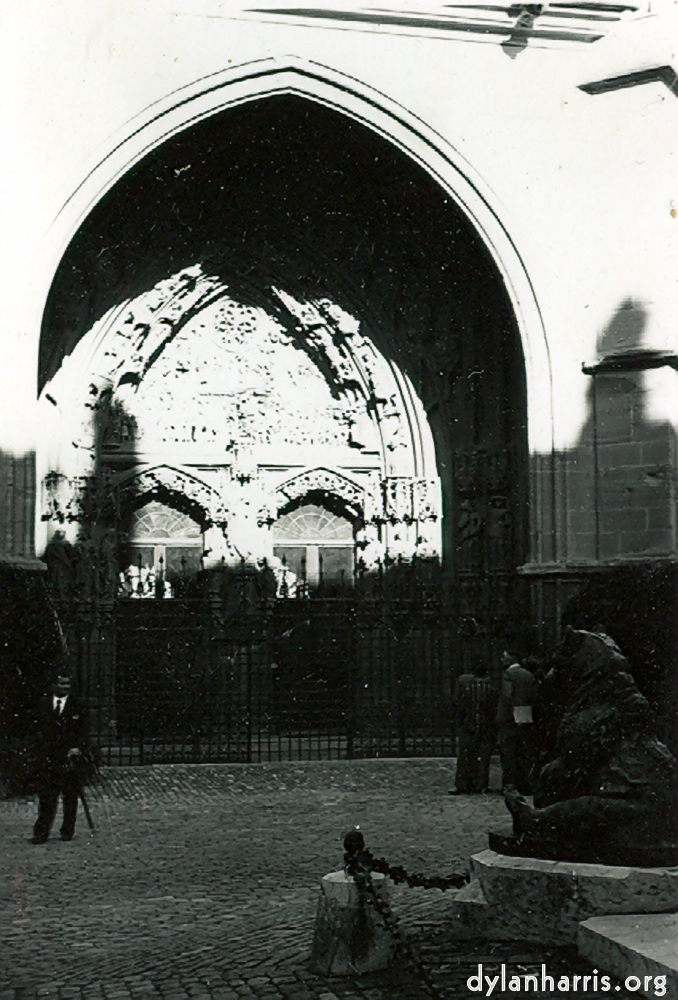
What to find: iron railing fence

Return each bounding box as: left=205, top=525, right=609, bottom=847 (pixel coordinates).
left=57, top=589, right=501, bottom=765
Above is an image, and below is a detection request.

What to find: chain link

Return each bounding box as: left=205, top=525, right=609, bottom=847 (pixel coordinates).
left=343, top=828, right=468, bottom=892
left=343, top=829, right=469, bottom=998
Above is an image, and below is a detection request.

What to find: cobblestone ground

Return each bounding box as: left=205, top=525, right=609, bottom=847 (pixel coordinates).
left=0, top=760, right=624, bottom=1000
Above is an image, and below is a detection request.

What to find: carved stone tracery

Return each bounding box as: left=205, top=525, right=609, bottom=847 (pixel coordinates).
left=42, top=267, right=444, bottom=570
left=116, top=466, right=226, bottom=528
left=381, top=477, right=440, bottom=525
left=275, top=468, right=365, bottom=520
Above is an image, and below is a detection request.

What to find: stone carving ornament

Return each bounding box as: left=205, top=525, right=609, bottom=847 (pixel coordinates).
left=86, top=275, right=412, bottom=461
left=453, top=449, right=512, bottom=570
left=411, top=479, right=439, bottom=523
left=271, top=470, right=440, bottom=532
left=115, top=466, right=225, bottom=528
left=277, top=469, right=364, bottom=519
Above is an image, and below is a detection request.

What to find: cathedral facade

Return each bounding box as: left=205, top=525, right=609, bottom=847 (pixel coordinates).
left=1, top=2, right=676, bottom=755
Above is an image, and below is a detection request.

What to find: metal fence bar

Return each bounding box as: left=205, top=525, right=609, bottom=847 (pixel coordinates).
left=56, top=591, right=471, bottom=764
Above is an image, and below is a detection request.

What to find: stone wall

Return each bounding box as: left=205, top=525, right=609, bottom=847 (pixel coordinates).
left=0, top=452, right=37, bottom=566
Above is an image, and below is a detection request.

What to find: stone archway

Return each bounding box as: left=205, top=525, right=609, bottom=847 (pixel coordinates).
left=273, top=468, right=366, bottom=521
left=36, top=56, right=552, bottom=453
left=35, top=59, right=547, bottom=652
left=268, top=468, right=365, bottom=593
left=116, top=465, right=224, bottom=524
left=34, top=68, right=541, bottom=757
left=38, top=82, right=535, bottom=603
left=114, top=465, right=235, bottom=594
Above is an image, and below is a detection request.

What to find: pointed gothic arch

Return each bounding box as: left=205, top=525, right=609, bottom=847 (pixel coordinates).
left=115, top=465, right=226, bottom=529
left=27, top=56, right=561, bottom=762
left=37, top=56, right=551, bottom=455
left=272, top=468, right=366, bottom=522
left=36, top=57, right=541, bottom=590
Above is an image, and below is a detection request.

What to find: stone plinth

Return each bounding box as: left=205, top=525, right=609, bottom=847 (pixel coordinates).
left=450, top=850, right=678, bottom=945
left=309, top=870, right=395, bottom=976
left=579, top=914, right=678, bottom=998
left=489, top=831, right=678, bottom=869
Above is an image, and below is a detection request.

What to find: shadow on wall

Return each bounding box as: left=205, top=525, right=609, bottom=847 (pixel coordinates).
left=554, top=298, right=678, bottom=751
left=41, top=392, right=140, bottom=608
left=0, top=447, right=65, bottom=792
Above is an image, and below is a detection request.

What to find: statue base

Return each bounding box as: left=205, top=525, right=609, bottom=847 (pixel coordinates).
left=450, top=846, right=678, bottom=945
left=488, top=830, right=678, bottom=869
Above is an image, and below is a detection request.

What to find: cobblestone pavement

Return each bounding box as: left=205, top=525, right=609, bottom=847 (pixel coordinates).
left=0, top=760, right=624, bottom=1000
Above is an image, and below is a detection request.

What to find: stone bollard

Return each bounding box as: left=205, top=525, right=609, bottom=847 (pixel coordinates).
left=309, top=869, right=396, bottom=976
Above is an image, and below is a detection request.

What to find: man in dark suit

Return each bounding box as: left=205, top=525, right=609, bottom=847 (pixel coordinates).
left=31, top=673, right=88, bottom=844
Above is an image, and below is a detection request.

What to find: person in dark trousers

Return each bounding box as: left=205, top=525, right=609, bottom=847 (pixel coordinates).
left=31, top=673, right=88, bottom=844
left=450, top=661, right=498, bottom=794
left=496, top=650, right=536, bottom=796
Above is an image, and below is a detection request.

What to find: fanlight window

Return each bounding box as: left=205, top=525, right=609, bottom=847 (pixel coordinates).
left=130, top=503, right=202, bottom=539
left=120, top=500, right=203, bottom=597
left=273, top=505, right=353, bottom=542
left=273, top=504, right=354, bottom=590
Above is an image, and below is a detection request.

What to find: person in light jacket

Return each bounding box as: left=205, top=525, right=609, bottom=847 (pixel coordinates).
left=496, top=650, right=535, bottom=795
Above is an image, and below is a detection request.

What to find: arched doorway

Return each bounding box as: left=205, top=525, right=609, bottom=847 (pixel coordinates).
left=37, top=84, right=532, bottom=761
left=40, top=94, right=528, bottom=574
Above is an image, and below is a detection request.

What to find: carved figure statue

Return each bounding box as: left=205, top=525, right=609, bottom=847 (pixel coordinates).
left=504, top=627, right=677, bottom=859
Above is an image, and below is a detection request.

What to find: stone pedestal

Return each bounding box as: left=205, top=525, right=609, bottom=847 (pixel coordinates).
left=450, top=850, right=678, bottom=945
left=489, top=831, right=678, bottom=869
left=309, top=870, right=395, bottom=976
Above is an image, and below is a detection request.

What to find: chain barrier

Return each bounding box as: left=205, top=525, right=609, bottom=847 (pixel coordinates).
left=343, top=828, right=469, bottom=998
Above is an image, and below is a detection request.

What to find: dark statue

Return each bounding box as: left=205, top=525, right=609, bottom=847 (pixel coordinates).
left=498, top=627, right=678, bottom=866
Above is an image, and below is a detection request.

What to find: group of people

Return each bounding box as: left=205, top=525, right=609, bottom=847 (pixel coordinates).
left=450, top=649, right=537, bottom=796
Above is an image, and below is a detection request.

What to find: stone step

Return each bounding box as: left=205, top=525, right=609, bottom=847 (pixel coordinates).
left=448, top=877, right=493, bottom=939
left=578, top=913, right=678, bottom=999
left=449, top=850, right=678, bottom=945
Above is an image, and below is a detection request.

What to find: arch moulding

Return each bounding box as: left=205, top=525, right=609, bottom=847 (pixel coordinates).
left=115, top=465, right=228, bottom=529
left=38, top=56, right=553, bottom=458
left=273, top=468, right=366, bottom=522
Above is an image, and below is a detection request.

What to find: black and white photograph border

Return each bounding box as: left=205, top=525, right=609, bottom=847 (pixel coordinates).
left=0, top=3, right=677, bottom=998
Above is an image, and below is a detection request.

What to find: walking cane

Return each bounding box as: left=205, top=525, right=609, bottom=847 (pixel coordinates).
left=79, top=786, right=95, bottom=833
